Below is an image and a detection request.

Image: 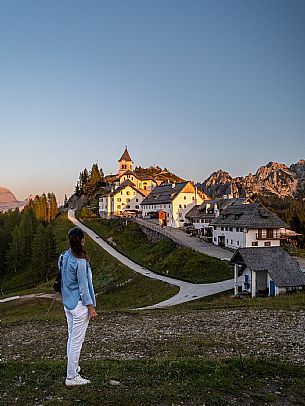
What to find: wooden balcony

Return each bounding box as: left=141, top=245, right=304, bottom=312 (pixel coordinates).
left=256, top=231, right=280, bottom=240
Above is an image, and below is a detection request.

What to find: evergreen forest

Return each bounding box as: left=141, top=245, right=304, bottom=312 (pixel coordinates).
left=0, top=193, right=59, bottom=292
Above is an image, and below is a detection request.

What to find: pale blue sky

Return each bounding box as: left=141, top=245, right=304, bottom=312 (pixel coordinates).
left=0, top=0, right=304, bottom=203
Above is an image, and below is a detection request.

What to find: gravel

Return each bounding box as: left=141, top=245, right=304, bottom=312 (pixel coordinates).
left=1, top=309, right=305, bottom=365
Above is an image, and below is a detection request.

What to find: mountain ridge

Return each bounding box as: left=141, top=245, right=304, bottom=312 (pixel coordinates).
left=0, top=187, right=25, bottom=212
left=201, top=159, right=305, bottom=199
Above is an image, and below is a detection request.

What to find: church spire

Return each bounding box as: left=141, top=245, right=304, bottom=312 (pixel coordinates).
left=118, top=147, right=133, bottom=176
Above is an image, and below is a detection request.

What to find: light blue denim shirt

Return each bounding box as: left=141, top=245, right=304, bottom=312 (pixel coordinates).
left=59, top=249, right=96, bottom=310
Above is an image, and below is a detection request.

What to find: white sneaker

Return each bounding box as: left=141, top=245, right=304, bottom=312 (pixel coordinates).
left=65, top=374, right=90, bottom=386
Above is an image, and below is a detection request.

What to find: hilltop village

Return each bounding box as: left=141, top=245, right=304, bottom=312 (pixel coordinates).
left=97, top=148, right=305, bottom=298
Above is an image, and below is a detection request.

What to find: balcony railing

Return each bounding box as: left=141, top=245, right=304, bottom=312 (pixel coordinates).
left=256, top=231, right=280, bottom=240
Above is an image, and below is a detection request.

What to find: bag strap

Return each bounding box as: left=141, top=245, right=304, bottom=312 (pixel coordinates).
left=59, top=250, right=67, bottom=272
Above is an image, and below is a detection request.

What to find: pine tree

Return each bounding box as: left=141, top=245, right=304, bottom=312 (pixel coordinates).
left=84, top=164, right=102, bottom=195
left=6, top=225, right=21, bottom=274
left=18, top=208, right=38, bottom=267
left=31, top=224, right=56, bottom=281
left=31, top=224, right=48, bottom=279
left=79, top=169, right=89, bottom=194
left=47, top=193, right=59, bottom=222
left=74, top=182, right=80, bottom=196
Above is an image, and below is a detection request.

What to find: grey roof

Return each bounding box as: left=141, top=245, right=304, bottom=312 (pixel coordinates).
left=211, top=203, right=288, bottom=228
left=118, top=148, right=132, bottom=162
left=118, top=170, right=155, bottom=181
left=141, top=182, right=189, bottom=205
left=185, top=205, right=201, bottom=219
left=230, top=247, right=305, bottom=287
left=199, top=197, right=253, bottom=212
left=186, top=197, right=253, bottom=220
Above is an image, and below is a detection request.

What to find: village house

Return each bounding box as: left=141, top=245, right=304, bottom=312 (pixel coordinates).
left=185, top=197, right=253, bottom=240
left=99, top=147, right=156, bottom=218
left=141, top=181, right=205, bottom=228
left=230, top=247, right=305, bottom=297
left=211, top=202, right=288, bottom=249
left=99, top=179, right=149, bottom=218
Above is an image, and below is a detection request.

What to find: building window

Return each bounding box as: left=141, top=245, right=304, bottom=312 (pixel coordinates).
left=184, top=205, right=187, bottom=208
left=213, top=226, right=216, bottom=230
left=179, top=204, right=182, bottom=208
left=214, top=237, right=216, bottom=242
left=240, top=228, right=244, bottom=232
left=229, top=227, right=233, bottom=232
left=225, top=227, right=228, bottom=231
left=135, top=205, right=139, bottom=209
left=264, top=241, right=271, bottom=246
left=136, top=198, right=138, bottom=202
left=236, top=227, right=239, bottom=232
left=231, top=240, right=233, bottom=244
left=252, top=241, right=258, bottom=246
left=237, top=241, right=240, bottom=245
left=126, top=198, right=130, bottom=202
left=121, top=192, right=123, bottom=195
left=117, top=198, right=121, bottom=202
left=184, top=196, right=186, bottom=200
left=126, top=205, right=130, bottom=209
left=221, top=227, right=224, bottom=231
left=226, top=239, right=228, bottom=243
left=126, top=191, right=130, bottom=195
left=117, top=205, right=121, bottom=209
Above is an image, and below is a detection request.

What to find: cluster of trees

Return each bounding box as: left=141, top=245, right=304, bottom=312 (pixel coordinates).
left=0, top=193, right=59, bottom=286
left=74, top=163, right=105, bottom=197
left=259, top=194, right=305, bottom=247
left=28, top=193, right=59, bottom=223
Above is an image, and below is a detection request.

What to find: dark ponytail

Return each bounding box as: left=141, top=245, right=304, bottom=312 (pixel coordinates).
left=68, top=227, right=88, bottom=259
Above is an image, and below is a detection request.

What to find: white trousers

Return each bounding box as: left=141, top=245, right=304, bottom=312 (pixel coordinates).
left=64, top=301, right=89, bottom=379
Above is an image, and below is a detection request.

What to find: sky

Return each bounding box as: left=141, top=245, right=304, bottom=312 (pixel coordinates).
left=0, top=0, right=304, bottom=203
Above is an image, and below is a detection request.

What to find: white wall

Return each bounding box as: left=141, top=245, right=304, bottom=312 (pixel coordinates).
left=213, top=227, right=281, bottom=249
left=245, top=229, right=281, bottom=247
left=141, top=203, right=173, bottom=223
left=213, top=226, right=247, bottom=248
left=99, top=187, right=144, bottom=217
left=171, top=192, right=203, bottom=228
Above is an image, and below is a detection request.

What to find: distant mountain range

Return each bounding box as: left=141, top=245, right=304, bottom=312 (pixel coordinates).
left=201, top=160, right=305, bottom=199
left=0, top=187, right=25, bottom=212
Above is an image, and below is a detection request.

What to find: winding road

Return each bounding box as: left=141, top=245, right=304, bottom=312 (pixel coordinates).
left=68, top=210, right=234, bottom=309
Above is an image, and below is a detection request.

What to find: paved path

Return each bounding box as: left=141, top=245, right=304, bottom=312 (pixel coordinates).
left=0, top=293, right=56, bottom=304
left=136, top=218, right=233, bottom=260
left=68, top=210, right=234, bottom=309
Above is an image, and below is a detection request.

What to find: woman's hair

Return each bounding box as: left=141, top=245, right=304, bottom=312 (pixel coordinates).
left=68, top=227, right=88, bottom=259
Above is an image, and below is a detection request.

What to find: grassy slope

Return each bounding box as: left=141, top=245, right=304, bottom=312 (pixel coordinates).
left=1, top=358, right=305, bottom=405
left=51, top=214, right=178, bottom=311
left=81, top=218, right=233, bottom=284
left=1, top=214, right=178, bottom=309
left=3, top=216, right=305, bottom=404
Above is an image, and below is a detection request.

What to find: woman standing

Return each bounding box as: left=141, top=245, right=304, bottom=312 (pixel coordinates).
left=59, top=226, right=97, bottom=386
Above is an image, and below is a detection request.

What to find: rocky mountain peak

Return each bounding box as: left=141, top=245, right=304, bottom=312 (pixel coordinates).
left=0, top=187, right=18, bottom=203
left=201, top=159, right=305, bottom=199
left=0, top=187, right=24, bottom=212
